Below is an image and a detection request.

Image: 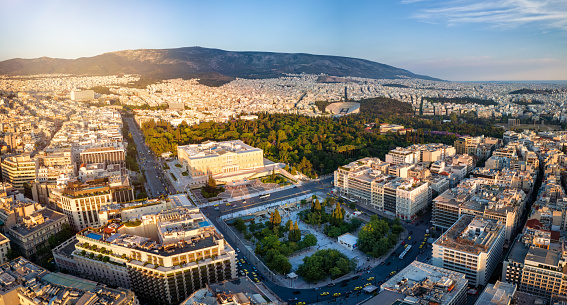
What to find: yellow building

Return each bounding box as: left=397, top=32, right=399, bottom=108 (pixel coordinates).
left=177, top=140, right=263, bottom=178
left=0, top=154, right=35, bottom=190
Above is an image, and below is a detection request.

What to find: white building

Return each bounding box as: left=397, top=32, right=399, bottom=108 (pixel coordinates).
left=432, top=215, right=505, bottom=287
left=337, top=233, right=358, bottom=250
left=70, top=89, right=95, bottom=101
left=379, top=261, right=468, bottom=305
left=385, top=147, right=416, bottom=165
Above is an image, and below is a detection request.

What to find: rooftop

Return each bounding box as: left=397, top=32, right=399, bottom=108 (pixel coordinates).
left=380, top=261, right=468, bottom=305
left=178, top=140, right=261, bottom=159
left=434, top=215, right=504, bottom=255
left=475, top=281, right=516, bottom=305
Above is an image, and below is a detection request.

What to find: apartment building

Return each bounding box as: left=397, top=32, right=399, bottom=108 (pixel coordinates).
left=385, top=147, right=416, bottom=165
left=70, top=89, right=95, bottom=101
left=335, top=157, right=430, bottom=220
left=6, top=207, right=67, bottom=258
left=432, top=215, right=505, bottom=287
left=433, top=181, right=526, bottom=242
left=80, top=146, right=126, bottom=167
left=0, top=154, right=35, bottom=190
left=50, top=177, right=134, bottom=231
left=378, top=261, right=468, bottom=305
left=63, top=206, right=236, bottom=304
left=455, top=136, right=500, bottom=157
left=178, top=140, right=263, bottom=178
left=0, top=190, right=67, bottom=258
left=474, top=281, right=517, bottom=305
left=0, top=234, right=10, bottom=265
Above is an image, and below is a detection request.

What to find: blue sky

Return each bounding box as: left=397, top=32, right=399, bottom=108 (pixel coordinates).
left=1, top=0, right=566, bottom=81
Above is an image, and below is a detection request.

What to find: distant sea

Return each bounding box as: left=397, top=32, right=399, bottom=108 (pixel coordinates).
left=462, top=80, right=567, bottom=85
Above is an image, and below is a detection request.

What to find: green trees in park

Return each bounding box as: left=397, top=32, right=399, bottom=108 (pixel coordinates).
left=201, top=173, right=224, bottom=198
left=297, top=249, right=356, bottom=282
left=269, top=209, right=282, bottom=230
left=330, top=202, right=345, bottom=226
left=140, top=97, right=504, bottom=179
left=358, top=216, right=404, bottom=258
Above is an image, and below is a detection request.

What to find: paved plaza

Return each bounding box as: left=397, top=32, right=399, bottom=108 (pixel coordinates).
left=226, top=195, right=404, bottom=288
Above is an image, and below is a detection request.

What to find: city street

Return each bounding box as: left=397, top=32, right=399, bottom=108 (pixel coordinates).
left=200, top=181, right=433, bottom=305
left=125, top=117, right=168, bottom=198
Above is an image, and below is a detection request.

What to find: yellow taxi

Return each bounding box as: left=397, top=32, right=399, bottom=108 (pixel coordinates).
left=333, top=292, right=341, bottom=297
left=408, top=236, right=412, bottom=240
left=367, top=277, right=374, bottom=281
left=390, top=271, right=396, bottom=276
left=364, top=283, right=371, bottom=287
left=320, top=292, right=329, bottom=296
left=354, top=286, right=362, bottom=291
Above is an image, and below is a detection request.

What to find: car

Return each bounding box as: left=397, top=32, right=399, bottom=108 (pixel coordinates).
left=380, top=261, right=385, bottom=265
left=419, top=245, right=423, bottom=249
left=236, top=248, right=241, bottom=253
left=390, top=271, right=397, bottom=276
left=408, top=236, right=411, bottom=240
left=254, top=278, right=260, bottom=283
left=424, top=233, right=429, bottom=237
left=333, top=293, right=341, bottom=297
left=364, top=283, right=371, bottom=287
left=298, top=302, right=305, bottom=305
left=243, top=269, right=248, bottom=273
left=314, top=287, right=321, bottom=291
left=354, top=286, right=362, bottom=291
left=226, top=203, right=231, bottom=206
left=327, top=282, right=336, bottom=287
left=402, top=241, right=405, bottom=245
left=293, top=290, right=301, bottom=294
left=353, top=276, right=360, bottom=280
left=288, top=298, right=298, bottom=302
left=367, top=277, right=374, bottom=281
left=240, top=259, right=245, bottom=263
left=404, top=244, right=409, bottom=248
left=214, top=204, right=219, bottom=207
left=386, top=262, right=391, bottom=266
left=320, top=292, right=329, bottom=296
left=341, top=282, right=348, bottom=287
left=252, top=267, right=257, bottom=271
left=214, top=207, right=220, bottom=211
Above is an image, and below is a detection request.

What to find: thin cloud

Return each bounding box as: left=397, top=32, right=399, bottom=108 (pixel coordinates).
left=404, top=0, right=567, bottom=30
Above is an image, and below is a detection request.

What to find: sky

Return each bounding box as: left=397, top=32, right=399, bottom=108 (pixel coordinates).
left=1, top=0, right=566, bottom=81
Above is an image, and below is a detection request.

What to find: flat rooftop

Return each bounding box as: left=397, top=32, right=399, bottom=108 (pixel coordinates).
left=179, top=140, right=261, bottom=159
left=9, top=208, right=66, bottom=236
left=434, top=215, right=504, bottom=255
left=476, top=281, right=516, bottom=305
left=380, top=261, right=468, bottom=305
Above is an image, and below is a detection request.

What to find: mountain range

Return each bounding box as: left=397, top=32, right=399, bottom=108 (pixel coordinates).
left=0, top=47, right=438, bottom=86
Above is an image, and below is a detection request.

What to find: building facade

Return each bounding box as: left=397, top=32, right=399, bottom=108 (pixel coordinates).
left=177, top=140, right=263, bottom=178
left=432, top=215, right=505, bottom=287
left=58, top=206, right=236, bottom=305
left=1, top=154, right=35, bottom=190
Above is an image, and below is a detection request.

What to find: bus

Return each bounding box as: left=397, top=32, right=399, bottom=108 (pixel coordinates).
left=399, top=245, right=412, bottom=260
left=259, top=194, right=270, bottom=199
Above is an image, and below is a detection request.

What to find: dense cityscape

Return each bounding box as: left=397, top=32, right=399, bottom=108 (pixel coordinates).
left=0, top=69, right=565, bottom=305
left=1, top=0, right=567, bottom=304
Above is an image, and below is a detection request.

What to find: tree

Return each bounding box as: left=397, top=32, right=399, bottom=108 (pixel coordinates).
left=269, top=209, right=282, bottom=230
left=312, top=199, right=322, bottom=213
left=234, top=218, right=246, bottom=232
left=331, top=202, right=344, bottom=226
left=301, top=234, right=317, bottom=247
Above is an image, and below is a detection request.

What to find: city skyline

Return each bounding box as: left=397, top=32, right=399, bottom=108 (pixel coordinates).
left=1, top=0, right=566, bottom=81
